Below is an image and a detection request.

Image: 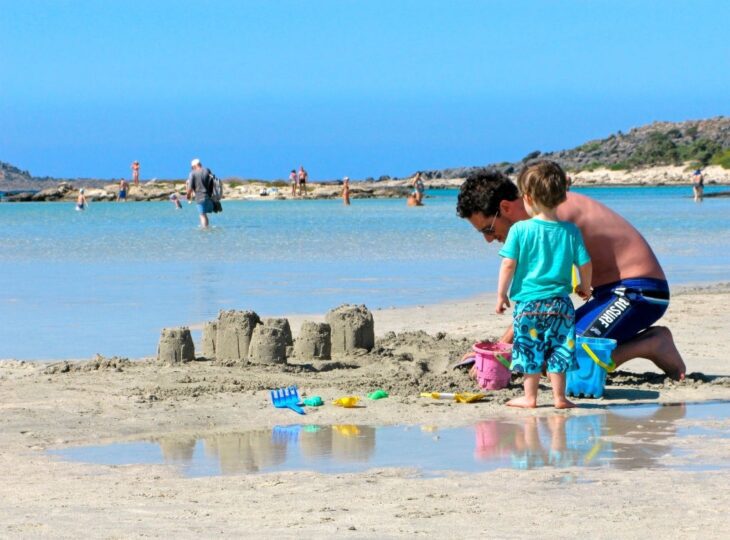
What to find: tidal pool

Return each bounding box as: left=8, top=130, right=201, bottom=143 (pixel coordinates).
left=51, top=401, right=730, bottom=477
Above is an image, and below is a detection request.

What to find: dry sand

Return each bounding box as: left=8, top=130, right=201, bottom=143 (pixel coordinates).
left=2, top=285, right=730, bottom=538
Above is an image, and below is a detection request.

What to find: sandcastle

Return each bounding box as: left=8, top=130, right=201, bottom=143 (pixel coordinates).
left=157, top=327, right=195, bottom=364
left=293, top=321, right=332, bottom=360
left=325, top=304, right=375, bottom=356
left=164, top=303, right=375, bottom=366
left=248, top=324, right=288, bottom=365
left=263, top=318, right=293, bottom=346
left=215, top=310, right=261, bottom=364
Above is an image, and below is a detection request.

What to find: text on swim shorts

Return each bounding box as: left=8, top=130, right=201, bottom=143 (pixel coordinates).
left=597, top=296, right=631, bottom=329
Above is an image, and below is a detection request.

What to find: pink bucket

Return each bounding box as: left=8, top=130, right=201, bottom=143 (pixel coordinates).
left=473, top=341, right=512, bottom=390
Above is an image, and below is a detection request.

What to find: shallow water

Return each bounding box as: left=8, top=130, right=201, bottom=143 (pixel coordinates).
left=51, top=401, right=730, bottom=477
left=2, top=185, right=730, bottom=359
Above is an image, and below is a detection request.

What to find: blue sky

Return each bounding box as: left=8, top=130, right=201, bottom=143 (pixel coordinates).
left=1, top=0, right=728, bottom=180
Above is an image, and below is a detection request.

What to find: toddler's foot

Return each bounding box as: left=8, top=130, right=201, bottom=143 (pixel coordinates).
left=553, top=398, right=576, bottom=409
left=506, top=396, right=537, bottom=409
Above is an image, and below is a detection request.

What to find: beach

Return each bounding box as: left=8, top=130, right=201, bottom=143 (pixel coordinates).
left=2, top=284, right=729, bottom=538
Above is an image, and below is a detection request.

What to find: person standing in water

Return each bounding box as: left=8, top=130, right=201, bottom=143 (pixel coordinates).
left=76, top=188, right=87, bottom=211
left=131, top=161, right=140, bottom=187
left=692, top=168, right=704, bottom=202
left=169, top=193, right=183, bottom=209
left=117, top=178, right=128, bottom=202
left=342, top=176, right=351, bottom=205
left=411, top=171, right=425, bottom=205
left=186, top=158, right=214, bottom=228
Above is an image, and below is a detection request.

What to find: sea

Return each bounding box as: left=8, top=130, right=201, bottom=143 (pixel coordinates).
left=2, top=185, right=729, bottom=360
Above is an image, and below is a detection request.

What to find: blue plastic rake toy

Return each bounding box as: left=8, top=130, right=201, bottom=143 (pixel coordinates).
left=270, top=386, right=305, bottom=415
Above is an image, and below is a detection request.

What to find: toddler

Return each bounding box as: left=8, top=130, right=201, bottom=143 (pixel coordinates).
left=495, top=161, right=592, bottom=408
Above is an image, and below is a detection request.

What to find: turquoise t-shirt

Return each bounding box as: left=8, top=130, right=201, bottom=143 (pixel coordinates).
left=498, top=218, right=590, bottom=302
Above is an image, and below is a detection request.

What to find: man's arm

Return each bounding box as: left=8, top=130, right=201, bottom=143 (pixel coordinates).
left=186, top=173, right=194, bottom=201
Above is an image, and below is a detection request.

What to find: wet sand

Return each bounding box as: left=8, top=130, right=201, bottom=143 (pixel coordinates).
left=1, top=285, right=729, bottom=537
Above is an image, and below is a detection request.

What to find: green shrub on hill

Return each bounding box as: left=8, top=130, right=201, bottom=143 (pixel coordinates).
left=578, top=141, right=602, bottom=153
left=608, top=162, right=631, bottom=171
left=710, top=149, right=730, bottom=169
left=678, top=138, right=722, bottom=165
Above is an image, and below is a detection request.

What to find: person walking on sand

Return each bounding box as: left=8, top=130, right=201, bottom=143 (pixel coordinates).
left=457, top=162, right=686, bottom=381
left=298, top=166, right=308, bottom=197
left=692, top=168, right=704, bottom=202
left=131, top=161, right=140, bottom=187
left=495, top=161, right=592, bottom=409
left=117, top=178, right=129, bottom=202
left=186, top=158, right=214, bottom=228
left=289, top=169, right=298, bottom=197
left=411, top=171, right=425, bottom=205
left=342, top=176, right=351, bottom=205
left=75, top=188, right=87, bottom=211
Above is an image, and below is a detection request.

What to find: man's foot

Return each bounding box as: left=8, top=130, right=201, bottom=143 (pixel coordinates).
left=649, top=327, right=686, bottom=381
left=506, top=396, right=537, bottom=409
left=553, top=398, right=576, bottom=409
left=613, top=326, right=686, bottom=381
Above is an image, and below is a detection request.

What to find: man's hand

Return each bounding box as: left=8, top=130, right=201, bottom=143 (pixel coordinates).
left=495, top=294, right=510, bottom=314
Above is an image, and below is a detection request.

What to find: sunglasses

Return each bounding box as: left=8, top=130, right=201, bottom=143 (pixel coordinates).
left=478, top=211, right=499, bottom=235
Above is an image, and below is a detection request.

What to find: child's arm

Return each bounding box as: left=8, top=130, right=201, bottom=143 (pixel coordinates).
left=575, top=261, right=592, bottom=300
left=495, top=257, right=516, bottom=314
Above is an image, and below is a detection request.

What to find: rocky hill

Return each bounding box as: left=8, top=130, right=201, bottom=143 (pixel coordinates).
left=421, top=116, right=730, bottom=179
left=0, top=161, right=35, bottom=189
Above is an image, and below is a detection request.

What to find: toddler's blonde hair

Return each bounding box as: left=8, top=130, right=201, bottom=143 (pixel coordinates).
left=516, top=160, right=568, bottom=210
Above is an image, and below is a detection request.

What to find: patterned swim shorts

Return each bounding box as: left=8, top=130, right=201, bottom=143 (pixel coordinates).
left=511, top=296, right=578, bottom=374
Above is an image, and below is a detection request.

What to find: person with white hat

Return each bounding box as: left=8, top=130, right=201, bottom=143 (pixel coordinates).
left=342, top=176, right=351, bottom=205
left=186, top=158, right=214, bottom=228
left=75, top=188, right=87, bottom=211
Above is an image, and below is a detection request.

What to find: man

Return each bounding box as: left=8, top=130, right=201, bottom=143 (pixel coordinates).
left=186, top=158, right=214, bottom=228
left=456, top=163, right=686, bottom=380
left=298, top=165, right=308, bottom=197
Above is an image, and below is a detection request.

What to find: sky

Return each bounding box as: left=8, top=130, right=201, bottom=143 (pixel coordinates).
left=1, top=0, right=728, bottom=181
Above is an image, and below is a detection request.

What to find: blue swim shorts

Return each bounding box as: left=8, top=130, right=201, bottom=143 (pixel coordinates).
left=575, top=278, right=670, bottom=345
left=196, top=199, right=214, bottom=215
left=511, top=296, right=578, bottom=375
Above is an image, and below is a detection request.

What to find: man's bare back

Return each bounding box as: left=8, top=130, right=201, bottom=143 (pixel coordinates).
left=556, top=193, right=665, bottom=288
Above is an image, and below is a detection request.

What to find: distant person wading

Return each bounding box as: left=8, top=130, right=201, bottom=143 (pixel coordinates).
left=186, top=158, right=215, bottom=228
left=692, top=169, right=704, bottom=202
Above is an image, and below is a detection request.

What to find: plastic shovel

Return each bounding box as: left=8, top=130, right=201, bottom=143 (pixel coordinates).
left=420, top=392, right=487, bottom=403
left=270, top=386, right=305, bottom=415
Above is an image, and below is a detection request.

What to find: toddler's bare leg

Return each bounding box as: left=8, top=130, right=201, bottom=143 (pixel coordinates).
left=548, top=372, right=576, bottom=409
left=507, top=374, right=539, bottom=408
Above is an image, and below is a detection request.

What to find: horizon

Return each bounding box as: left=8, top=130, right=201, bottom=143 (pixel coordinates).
left=1, top=0, right=729, bottom=181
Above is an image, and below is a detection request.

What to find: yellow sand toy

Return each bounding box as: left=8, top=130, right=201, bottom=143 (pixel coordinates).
left=333, top=396, right=360, bottom=408
left=420, top=392, right=487, bottom=403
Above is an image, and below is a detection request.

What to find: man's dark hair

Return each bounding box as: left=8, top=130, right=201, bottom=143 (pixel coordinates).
left=456, top=169, right=519, bottom=218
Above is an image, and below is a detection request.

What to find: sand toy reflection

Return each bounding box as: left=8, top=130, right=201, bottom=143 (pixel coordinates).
left=299, top=424, right=376, bottom=463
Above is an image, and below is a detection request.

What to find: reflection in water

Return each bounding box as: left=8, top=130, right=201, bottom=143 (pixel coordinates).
left=150, top=424, right=376, bottom=474
left=55, top=402, right=730, bottom=476
left=474, top=403, right=689, bottom=471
